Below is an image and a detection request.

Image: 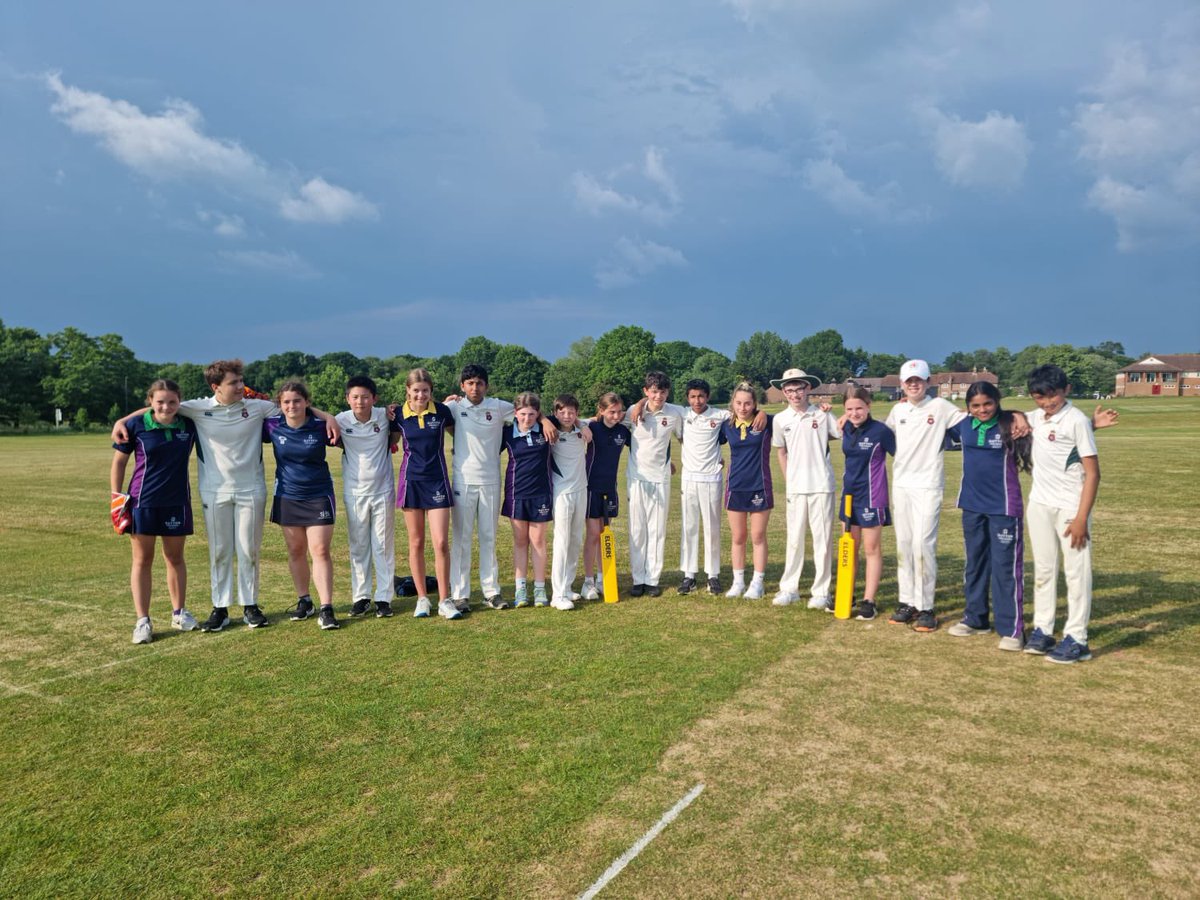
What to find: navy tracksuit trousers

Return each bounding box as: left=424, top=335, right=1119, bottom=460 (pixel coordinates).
left=961, top=510, right=1024, bottom=639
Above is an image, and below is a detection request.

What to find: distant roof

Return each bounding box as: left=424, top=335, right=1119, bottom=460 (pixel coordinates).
left=1120, top=354, right=1200, bottom=373
left=930, top=371, right=999, bottom=385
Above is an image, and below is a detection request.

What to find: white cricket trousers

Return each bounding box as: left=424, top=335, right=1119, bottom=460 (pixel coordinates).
left=1026, top=500, right=1093, bottom=643
left=200, top=490, right=266, bottom=608
left=451, top=482, right=501, bottom=599
left=345, top=491, right=395, bottom=604
left=893, top=486, right=942, bottom=611
left=779, top=491, right=835, bottom=599
left=629, top=478, right=670, bottom=586
left=551, top=488, right=586, bottom=600
left=679, top=479, right=722, bottom=578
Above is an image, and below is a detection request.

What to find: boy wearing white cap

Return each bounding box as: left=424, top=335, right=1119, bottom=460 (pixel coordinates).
left=769, top=369, right=840, bottom=609
left=884, top=359, right=967, bottom=632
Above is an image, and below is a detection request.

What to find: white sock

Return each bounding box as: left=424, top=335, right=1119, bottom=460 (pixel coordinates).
left=534, top=581, right=545, bottom=591
left=751, top=571, right=765, bottom=585
left=732, top=569, right=745, bottom=584
left=516, top=578, right=527, bottom=590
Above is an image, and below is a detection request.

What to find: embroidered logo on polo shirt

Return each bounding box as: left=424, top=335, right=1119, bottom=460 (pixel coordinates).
left=614, top=434, right=626, bottom=446
left=927, top=416, right=934, bottom=425
left=486, top=412, right=493, bottom=421
left=242, top=409, right=249, bottom=418
left=303, top=434, right=319, bottom=445
left=661, top=418, right=669, bottom=427
left=812, top=421, right=819, bottom=428
left=710, top=420, right=718, bottom=428
left=1048, top=432, right=1056, bottom=442
left=277, top=435, right=288, bottom=444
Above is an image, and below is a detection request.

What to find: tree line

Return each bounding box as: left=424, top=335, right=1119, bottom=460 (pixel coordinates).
left=0, top=318, right=1135, bottom=428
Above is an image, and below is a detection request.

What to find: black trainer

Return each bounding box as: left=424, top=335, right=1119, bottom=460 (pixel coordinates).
left=889, top=602, right=917, bottom=625
left=243, top=604, right=269, bottom=628
left=852, top=599, right=877, bottom=621
left=707, top=577, right=722, bottom=595
left=289, top=597, right=315, bottom=621
left=350, top=598, right=372, bottom=617
left=630, top=584, right=646, bottom=597
left=678, top=576, right=696, bottom=594
left=201, top=606, right=229, bottom=632
left=913, top=609, right=939, bottom=633
left=375, top=601, right=393, bottom=618
left=483, top=594, right=507, bottom=610
left=317, top=606, right=340, bottom=630
left=647, top=584, right=663, bottom=597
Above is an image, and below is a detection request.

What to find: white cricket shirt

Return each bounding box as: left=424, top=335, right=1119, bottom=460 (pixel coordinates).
left=1028, top=401, right=1098, bottom=509
left=336, top=408, right=395, bottom=497
left=445, top=396, right=515, bottom=485
left=625, top=403, right=685, bottom=484
left=681, top=406, right=730, bottom=480
left=770, top=404, right=839, bottom=493
left=885, top=396, right=967, bottom=490
left=550, top=425, right=589, bottom=495
left=178, top=396, right=278, bottom=494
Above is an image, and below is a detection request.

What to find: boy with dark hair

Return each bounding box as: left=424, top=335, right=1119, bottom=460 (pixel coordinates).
left=336, top=376, right=400, bottom=618
left=1024, top=364, right=1101, bottom=664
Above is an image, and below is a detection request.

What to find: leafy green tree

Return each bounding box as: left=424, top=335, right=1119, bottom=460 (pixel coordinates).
left=734, top=331, right=791, bottom=389
left=490, top=345, right=549, bottom=400
left=1011, top=344, right=1099, bottom=394
left=308, top=364, right=350, bottom=413
left=542, top=337, right=595, bottom=405
left=862, top=352, right=906, bottom=378
left=656, top=340, right=705, bottom=387
left=44, top=328, right=147, bottom=422
left=455, top=336, right=502, bottom=379
left=585, top=325, right=662, bottom=405
left=680, top=351, right=736, bottom=403
left=151, top=362, right=209, bottom=401
left=316, top=351, right=365, bottom=376
left=0, top=320, right=52, bottom=425
left=244, top=351, right=318, bottom=393
left=793, top=329, right=854, bottom=382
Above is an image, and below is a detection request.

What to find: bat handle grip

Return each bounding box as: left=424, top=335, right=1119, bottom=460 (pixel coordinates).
left=843, top=494, right=852, bottom=519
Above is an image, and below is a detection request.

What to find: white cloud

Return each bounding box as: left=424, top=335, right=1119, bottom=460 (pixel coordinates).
left=217, top=249, right=318, bottom=278
left=924, top=107, right=1031, bottom=190
left=279, top=177, right=379, bottom=225
left=45, top=73, right=377, bottom=227
left=595, top=236, right=688, bottom=289
left=801, top=158, right=926, bottom=223
left=197, top=209, right=247, bottom=238
left=1072, top=17, right=1200, bottom=250
left=570, top=146, right=681, bottom=224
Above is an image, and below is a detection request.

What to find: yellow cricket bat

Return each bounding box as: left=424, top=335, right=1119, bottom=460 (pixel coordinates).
left=834, top=494, right=855, bottom=619
left=600, top=508, right=620, bottom=603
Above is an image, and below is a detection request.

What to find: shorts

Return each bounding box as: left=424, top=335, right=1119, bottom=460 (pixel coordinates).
left=839, top=494, right=891, bottom=528
left=505, top=495, right=553, bottom=523
left=397, top=479, right=452, bottom=510
left=130, top=504, right=193, bottom=537
left=725, top=490, right=773, bottom=513
left=586, top=489, right=620, bottom=520
left=271, top=495, right=336, bottom=527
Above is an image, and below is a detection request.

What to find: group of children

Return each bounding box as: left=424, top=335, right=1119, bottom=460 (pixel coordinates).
left=111, top=357, right=1111, bottom=665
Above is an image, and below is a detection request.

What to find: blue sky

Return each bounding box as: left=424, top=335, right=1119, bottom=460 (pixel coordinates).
left=2, top=1, right=1197, bottom=365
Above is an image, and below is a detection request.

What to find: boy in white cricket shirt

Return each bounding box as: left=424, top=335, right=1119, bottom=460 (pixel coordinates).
left=769, top=368, right=840, bottom=609
left=676, top=379, right=728, bottom=596
left=444, top=364, right=557, bottom=611
left=1024, top=364, right=1102, bottom=664
left=548, top=394, right=591, bottom=610
left=625, top=372, right=685, bottom=597
left=885, top=359, right=969, bottom=633
left=336, top=376, right=400, bottom=619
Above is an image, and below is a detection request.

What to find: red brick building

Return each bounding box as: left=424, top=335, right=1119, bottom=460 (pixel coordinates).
left=1115, top=354, right=1200, bottom=397
left=929, top=370, right=999, bottom=399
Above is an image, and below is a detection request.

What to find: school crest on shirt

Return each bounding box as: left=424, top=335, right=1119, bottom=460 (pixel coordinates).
left=486, top=412, right=493, bottom=421
left=926, top=415, right=935, bottom=425
left=661, top=418, right=669, bottom=427
left=1048, top=431, right=1056, bottom=442
left=303, top=433, right=319, bottom=445
left=373, top=424, right=380, bottom=433
left=276, top=434, right=288, bottom=444
left=812, top=421, right=819, bottom=429
left=710, top=420, right=718, bottom=429
left=614, top=434, right=626, bottom=446
left=242, top=409, right=249, bottom=418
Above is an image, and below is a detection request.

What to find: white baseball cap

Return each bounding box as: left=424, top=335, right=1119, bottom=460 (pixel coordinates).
left=900, top=359, right=931, bottom=381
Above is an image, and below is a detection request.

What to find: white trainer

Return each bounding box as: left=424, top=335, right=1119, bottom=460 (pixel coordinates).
left=438, top=599, right=463, bottom=620
left=550, top=597, right=575, bottom=611
left=132, top=618, right=153, bottom=644
left=413, top=597, right=433, bottom=618
left=582, top=584, right=600, bottom=601
left=725, top=581, right=746, bottom=598
left=772, top=590, right=800, bottom=607
left=948, top=621, right=990, bottom=637
left=807, top=596, right=832, bottom=610
left=568, top=591, right=582, bottom=601
left=997, top=635, right=1025, bottom=652
left=744, top=581, right=765, bottom=600
left=172, top=609, right=199, bottom=631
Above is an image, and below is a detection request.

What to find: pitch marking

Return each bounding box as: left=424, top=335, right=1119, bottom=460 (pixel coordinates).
left=578, top=782, right=705, bottom=899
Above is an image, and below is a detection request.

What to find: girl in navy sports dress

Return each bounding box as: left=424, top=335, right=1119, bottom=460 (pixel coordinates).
left=720, top=382, right=774, bottom=600
left=501, top=391, right=554, bottom=607
left=581, top=392, right=630, bottom=600
left=838, top=385, right=896, bottom=621
left=395, top=368, right=457, bottom=620
left=265, top=381, right=340, bottom=630
left=946, top=380, right=1032, bottom=651
left=111, top=379, right=197, bottom=644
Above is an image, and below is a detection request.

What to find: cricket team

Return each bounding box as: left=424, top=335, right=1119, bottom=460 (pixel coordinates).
left=112, top=355, right=1113, bottom=665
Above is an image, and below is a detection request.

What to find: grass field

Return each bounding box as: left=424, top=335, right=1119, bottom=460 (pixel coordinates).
left=1, top=398, right=1198, bottom=898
